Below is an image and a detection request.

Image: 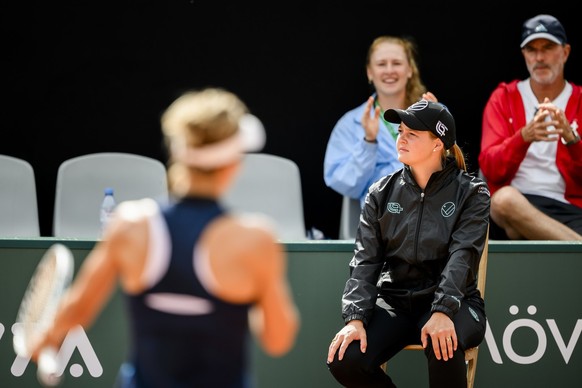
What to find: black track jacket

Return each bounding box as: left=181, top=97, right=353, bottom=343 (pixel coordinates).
left=342, top=158, right=490, bottom=326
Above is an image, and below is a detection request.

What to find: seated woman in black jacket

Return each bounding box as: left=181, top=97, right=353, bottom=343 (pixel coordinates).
left=326, top=100, right=490, bottom=388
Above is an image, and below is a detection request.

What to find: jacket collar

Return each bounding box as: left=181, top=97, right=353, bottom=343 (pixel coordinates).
left=402, top=157, right=458, bottom=194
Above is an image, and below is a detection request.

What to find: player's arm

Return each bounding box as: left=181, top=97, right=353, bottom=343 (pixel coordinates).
left=248, top=230, right=300, bottom=357
left=31, top=212, right=129, bottom=361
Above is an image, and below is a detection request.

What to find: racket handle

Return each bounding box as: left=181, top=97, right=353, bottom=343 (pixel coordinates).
left=37, top=346, right=61, bottom=386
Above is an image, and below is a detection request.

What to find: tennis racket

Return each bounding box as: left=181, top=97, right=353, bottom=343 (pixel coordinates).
left=13, top=243, right=74, bottom=387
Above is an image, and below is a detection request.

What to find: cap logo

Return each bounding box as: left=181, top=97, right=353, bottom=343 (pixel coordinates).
left=520, top=15, right=567, bottom=48
left=435, top=120, right=449, bottom=138
left=408, top=99, right=428, bottom=111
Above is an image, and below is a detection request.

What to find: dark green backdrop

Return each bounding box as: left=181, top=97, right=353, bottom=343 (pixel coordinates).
left=1, top=239, right=580, bottom=387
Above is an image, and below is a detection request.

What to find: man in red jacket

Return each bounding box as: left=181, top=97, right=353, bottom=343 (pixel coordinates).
left=479, top=14, right=582, bottom=240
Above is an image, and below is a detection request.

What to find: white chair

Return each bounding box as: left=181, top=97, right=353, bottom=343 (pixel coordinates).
left=53, top=152, right=169, bottom=239
left=339, top=195, right=361, bottom=240
left=0, top=154, right=40, bottom=237
left=221, top=153, right=307, bottom=240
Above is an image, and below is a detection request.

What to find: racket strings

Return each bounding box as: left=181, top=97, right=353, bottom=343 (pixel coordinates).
left=14, top=244, right=74, bottom=361
left=19, top=256, right=59, bottom=351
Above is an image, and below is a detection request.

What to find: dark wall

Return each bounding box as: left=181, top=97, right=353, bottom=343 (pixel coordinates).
left=2, top=1, right=580, bottom=238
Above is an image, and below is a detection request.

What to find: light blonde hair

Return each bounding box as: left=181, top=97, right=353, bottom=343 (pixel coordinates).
left=162, top=87, right=248, bottom=151
left=446, top=145, right=467, bottom=171
left=366, top=36, right=428, bottom=108
left=161, top=87, right=249, bottom=190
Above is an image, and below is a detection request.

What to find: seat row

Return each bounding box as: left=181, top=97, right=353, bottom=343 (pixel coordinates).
left=0, top=152, right=307, bottom=241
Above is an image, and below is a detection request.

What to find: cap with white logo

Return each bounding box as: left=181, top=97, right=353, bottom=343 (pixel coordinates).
left=383, top=100, right=456, bottom=149
left=520, top=14, right=567, bottom=48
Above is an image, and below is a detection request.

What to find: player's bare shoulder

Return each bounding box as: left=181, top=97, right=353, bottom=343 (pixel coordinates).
left=202, top=211, right=282, bottom=267
left=104, top=198, right=158, bottom=242
left=235, top=212, right=279, bottom=239
left=115, top=198, right=159, bottom=223
left=199, top=212, right=283, bottom=302
left=218, top=212, right=279, bottom=248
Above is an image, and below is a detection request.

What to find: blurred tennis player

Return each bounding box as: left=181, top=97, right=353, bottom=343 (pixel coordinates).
left=30, top=87, right=300, bottom=387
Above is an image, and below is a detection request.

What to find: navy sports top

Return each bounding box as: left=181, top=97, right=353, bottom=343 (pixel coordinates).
left=121, top=197, right=253, bottom=388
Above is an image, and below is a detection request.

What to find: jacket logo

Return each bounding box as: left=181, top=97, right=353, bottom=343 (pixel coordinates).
left=387, top=202, right=404, bottom=214
left=441, top=202, right=456, bottom=217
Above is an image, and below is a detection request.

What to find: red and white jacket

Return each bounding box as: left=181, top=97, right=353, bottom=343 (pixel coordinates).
left=479, top=80, right=582, bottom=208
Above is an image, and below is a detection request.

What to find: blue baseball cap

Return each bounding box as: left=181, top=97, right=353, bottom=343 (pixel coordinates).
left=520, top=14, right=567, bottom=48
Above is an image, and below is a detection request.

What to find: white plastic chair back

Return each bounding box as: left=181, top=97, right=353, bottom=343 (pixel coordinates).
left=53, top=152, right=168, bottom=239
left=0, top=155, right=40, bottom=237
left=339, top=195, right=361, bottom=240
left=221, top=153, right=306, bottom=240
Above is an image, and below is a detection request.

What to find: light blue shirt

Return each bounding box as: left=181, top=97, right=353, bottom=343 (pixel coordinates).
left=323, top=97, right=402, bottom=207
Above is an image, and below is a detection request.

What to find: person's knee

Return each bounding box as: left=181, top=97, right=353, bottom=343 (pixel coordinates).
left=491, top=187, right=519, bottom=213
left=424, top=344, right=467, bottom=367
left=328, top=351, right=362, bottom=378
left=426, top=347, right=468, bottom=388
left=327, top=345, right=373, bottom=384
left=491, top=186, right=525, bottom=223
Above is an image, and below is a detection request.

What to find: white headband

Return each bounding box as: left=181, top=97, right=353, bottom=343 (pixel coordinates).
left=171, top=113, right=266, bottom=169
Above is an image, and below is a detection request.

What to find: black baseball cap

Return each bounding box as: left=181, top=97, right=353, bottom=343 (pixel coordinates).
left=383, top=100, right=456, bottom=149
left=520, top=14, right=567, bottom=48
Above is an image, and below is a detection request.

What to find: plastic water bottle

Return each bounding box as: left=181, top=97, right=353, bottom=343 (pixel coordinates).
left=99, top=187, right=116, bottom=237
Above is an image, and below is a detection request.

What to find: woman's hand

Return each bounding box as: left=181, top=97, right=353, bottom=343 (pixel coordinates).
left=361, top=96, right=380, bottom=142
left=326, top=320, right=367, bottom=363
left=422, top=91, right=438, bottom=102
left=421, top=312, right=457, bottom=361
